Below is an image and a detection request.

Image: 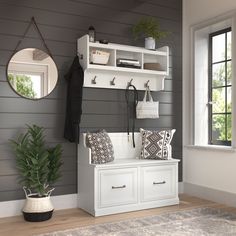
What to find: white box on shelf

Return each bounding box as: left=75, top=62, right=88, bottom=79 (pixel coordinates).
left=90, top=49, right=110, bottom=65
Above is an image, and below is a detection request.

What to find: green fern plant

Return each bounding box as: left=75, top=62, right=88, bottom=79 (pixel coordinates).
left=132, top=17, right=168, bottom=41
left=10, top=124, right=63, bottom=197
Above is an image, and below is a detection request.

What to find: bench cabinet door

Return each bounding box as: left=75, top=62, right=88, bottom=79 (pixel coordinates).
left=97, top=168, right=138, bottom=208
left=140, top=165, right=177, bottom=202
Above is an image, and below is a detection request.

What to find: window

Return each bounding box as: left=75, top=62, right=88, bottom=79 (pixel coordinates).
left=9, top=72, right=44, bottom=99
left=208, top=28, right=232, bottom=146
left=193, top=18, right=233, bottom=147
left=8, top=62, right=48, bottom=99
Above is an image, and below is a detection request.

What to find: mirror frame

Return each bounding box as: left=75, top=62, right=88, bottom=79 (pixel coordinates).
left=6, top=48, right=58, bottom=100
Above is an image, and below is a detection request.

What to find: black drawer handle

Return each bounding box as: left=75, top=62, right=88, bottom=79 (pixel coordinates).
left=153, top=181, right=166, bottom=185
left=112, top=185, right=126, bottom=189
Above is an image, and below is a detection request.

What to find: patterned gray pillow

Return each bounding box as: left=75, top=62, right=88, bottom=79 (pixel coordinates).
left=140, top=128, right=176, bottom=160
left=86, top=130, right=114, bottom=164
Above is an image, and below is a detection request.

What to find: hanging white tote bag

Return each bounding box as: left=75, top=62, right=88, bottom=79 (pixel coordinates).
left=136, top=86, right=159, bottom=119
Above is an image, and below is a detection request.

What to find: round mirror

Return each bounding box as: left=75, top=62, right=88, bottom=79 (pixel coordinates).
left=7, top=48, right=58, bottom=99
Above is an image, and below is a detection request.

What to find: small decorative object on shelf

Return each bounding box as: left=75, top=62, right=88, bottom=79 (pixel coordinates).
left=117, top=58, right=141, bottom=69
left=88, top=25, right=96, bottom=42
left=99, top=39, right=109, bottom=44
left=132, top=17, right=168, bottom=50
left=144, top=62, right=162, bottom=71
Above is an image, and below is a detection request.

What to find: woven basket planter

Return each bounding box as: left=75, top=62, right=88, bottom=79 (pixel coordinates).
left=22, top=188, right=54, bottom=222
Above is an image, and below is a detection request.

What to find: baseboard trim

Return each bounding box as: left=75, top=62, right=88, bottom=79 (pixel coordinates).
left=0, top=184, right=184, bottom=218
left=0, top=194, right=78, bottom=218
left=178, top=182, right=184, bottom=194
left=184, top=182, right=236, bottom=207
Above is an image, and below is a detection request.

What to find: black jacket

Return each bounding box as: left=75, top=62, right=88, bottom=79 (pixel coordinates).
left=64, top=56, right=84, bottom=142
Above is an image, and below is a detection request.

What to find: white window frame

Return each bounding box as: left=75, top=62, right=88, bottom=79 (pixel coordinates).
left=190, top=13, right=236, bottom=149
left=8, top=62, right=48, bottom=98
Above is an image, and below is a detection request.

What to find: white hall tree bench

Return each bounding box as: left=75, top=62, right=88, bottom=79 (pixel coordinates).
left=78, top=132, right=179, bottom=217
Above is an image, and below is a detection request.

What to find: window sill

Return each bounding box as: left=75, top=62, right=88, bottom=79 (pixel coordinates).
left=185, top=145, right=236, bottom=152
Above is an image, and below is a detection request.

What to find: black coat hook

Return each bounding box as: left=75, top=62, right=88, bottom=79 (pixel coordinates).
left=127, top=78, right=133, bottom=86
left=78, top=53, right=83, bottom=60
left=144, top=80, right=150, bottom=88
left=91, top=76, right=97, bottom=84
left=110, top=77, right=116, bottom=86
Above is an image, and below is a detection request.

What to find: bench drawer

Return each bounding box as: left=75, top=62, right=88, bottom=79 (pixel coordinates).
left=140, top=165, right=177, bottom=202
left=97, top=168, right=138, bottom=208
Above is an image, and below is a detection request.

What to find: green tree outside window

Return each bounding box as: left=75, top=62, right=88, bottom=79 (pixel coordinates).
left=8, top=74, right=36, bottom=99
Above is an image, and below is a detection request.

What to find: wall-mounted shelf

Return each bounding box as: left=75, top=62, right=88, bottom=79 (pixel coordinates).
left=77, top=35, right=169, bottom=91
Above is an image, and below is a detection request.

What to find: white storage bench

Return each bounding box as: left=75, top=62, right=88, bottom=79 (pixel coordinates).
left=78, top=132, right=180, bottom=217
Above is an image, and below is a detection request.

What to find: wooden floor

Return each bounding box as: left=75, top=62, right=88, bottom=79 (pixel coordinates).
left=0, top=194, right=236, bottom=236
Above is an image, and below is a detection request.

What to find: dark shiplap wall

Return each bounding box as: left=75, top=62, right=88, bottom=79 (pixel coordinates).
left=0, top=0, right=182, bottom=201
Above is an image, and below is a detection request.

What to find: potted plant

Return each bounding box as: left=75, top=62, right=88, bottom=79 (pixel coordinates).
left=10, top=124, right=63, bottom=222
left=132, top=17, right=168, bottom=50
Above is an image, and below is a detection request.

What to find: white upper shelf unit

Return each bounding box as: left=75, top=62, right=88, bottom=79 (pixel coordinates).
left=77, top=35, right=169, bottom=91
